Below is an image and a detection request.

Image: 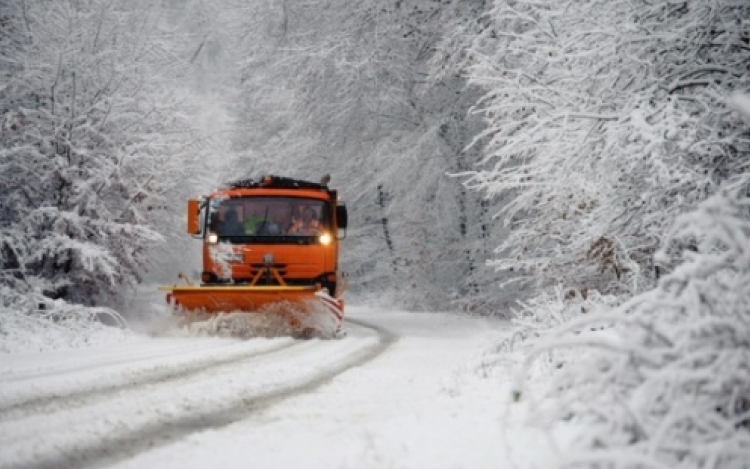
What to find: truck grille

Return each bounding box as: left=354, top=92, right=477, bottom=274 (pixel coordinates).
left=249, top=263, right=288, bottom=277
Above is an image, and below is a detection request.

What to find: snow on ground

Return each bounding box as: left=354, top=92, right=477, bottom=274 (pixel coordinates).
left=0, top=305, right=571, bottom=469
left=111, top=308, right=562, bottom=469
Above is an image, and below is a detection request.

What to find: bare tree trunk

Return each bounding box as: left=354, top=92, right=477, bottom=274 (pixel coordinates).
left=377, top=184, right=397, bottom=273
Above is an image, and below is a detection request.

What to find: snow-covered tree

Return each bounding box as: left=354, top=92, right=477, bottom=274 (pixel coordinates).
left=464, top=1, right=750, bottom=463
left=0, top=0, right=198, bottom=305
left=464, top=0, right=750, bottom=295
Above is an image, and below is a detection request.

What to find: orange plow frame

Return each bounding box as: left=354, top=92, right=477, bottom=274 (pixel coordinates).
left=159, top=270, right=346, bottom=337
left=159, top=284, right=320, bottom=313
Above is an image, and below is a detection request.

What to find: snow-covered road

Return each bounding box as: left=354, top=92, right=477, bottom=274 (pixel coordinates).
left=0, top=307, right=556, bottom=469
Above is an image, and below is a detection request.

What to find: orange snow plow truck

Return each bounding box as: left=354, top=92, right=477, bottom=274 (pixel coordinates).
left=160, top=175, right=348, bottom=338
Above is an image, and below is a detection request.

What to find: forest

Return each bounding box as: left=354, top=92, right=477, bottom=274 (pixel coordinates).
left=1, top=0, right=749, bottom=467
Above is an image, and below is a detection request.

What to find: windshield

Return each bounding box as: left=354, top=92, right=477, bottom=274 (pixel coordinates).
left=207, top=196, right=330, bottom=241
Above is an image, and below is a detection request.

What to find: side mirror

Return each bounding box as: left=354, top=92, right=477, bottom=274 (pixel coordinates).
left=187, top=199, right=201, bottom=235
left=336, top=204, right=348, bottom=240
left=336, top=204, right=348, bottom=230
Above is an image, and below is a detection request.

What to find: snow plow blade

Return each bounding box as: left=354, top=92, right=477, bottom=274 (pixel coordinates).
left=159, top=284, right=344, bottom=338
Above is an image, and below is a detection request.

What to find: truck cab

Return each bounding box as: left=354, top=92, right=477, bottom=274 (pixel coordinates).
left=188, top=176, right=348, bottom=297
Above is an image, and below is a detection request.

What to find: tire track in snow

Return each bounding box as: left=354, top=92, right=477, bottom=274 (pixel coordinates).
left=1, top=339, right=239, bottom=383
left=0, top=339, right=300, bottom=418
left=3, top=319, right=397, bottom=469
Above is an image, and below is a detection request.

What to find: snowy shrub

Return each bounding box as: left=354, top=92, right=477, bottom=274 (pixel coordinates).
left=515, top=193, right=750, bottom=468
left=466, top=285, right=619, bottom=405
left=509, top=286, right=620, bottom=347
left=464, top=0, right=750, bottom=294
left=0, top=286, right=129, bottom=353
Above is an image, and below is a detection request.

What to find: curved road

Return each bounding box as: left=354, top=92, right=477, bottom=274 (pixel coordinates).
left=0, top=318, right=396, bottom=469
left=1, top=307, right=517, bottom=469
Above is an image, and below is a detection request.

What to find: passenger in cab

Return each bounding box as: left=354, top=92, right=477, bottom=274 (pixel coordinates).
left=243, top=205, right=267, bottom=234
left=288, top=207, right=320, bottom=235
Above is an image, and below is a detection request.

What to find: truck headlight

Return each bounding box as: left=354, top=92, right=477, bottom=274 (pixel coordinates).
left=206, top=232, right=219, bottom=244
left=318, top=233, right=332, bottom=246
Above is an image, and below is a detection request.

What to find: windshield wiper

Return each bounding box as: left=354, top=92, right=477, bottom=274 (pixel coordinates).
left=256, top=207, right=270, bottom=235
